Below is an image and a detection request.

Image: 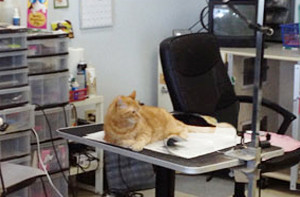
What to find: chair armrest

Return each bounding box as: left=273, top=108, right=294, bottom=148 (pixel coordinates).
left=236, top=95, right=297, bottom=134
left=170, top=111, right=216, bottom=126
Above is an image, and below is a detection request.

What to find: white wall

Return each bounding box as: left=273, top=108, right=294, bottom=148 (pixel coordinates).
left=1, top=0, right=206, bottom=111
left=295, top=0, right=300, bottom=22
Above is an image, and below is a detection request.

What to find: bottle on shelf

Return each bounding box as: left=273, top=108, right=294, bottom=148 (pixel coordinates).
left=86, top=64, right=97, bottom=96
left=76, top=61, right=87, bottom=90
left=13, top=8, right=20, bottom=26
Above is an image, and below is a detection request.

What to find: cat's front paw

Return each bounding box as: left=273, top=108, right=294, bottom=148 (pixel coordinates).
left=130, top=143, right=144, bottom=152
left=120, top=139, right=135, bottom=148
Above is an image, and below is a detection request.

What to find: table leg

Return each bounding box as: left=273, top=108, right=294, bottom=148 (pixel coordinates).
left=155, top=166, right=175, bottom=197
left=233, top=182, right=246, bottom=197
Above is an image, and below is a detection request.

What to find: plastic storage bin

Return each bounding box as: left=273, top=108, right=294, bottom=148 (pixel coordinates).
left=0, top=68, right=29, bottom=89
left=0, top=130, right=31, bottom=160
left=7, top=188, right=28, bottom=197
left=0, top=31, right=27, bottom=52
left=0, top=105, right=34, bottom=133
left=29, top=171, right=68, bottom=197
left=29, top=71, right=69, bottom=107
left=27, top=36, right=68, bottom=57
left=280, top=23, right=300, bottom=48
left=32, top=105, right=72, bottom=143
left=28, top=54, right=68, bottom=74
left=31, top=139, right=69, bottom=173
left=0, top=86, right=30, bottom=109
left=3, top=155, right=31, bottom=166
left=0, top=50, right=27, bottom=71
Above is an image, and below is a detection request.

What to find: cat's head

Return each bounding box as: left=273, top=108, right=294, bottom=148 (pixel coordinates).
left=111, top=91, right=141, bottom=124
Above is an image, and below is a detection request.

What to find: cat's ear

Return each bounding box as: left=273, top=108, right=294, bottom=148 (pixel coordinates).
left=129, top=90, right=136, bottom=100
left=116, top=97, right=127, bottom=109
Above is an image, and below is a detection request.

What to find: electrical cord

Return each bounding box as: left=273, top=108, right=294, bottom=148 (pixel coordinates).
left=75, top=151, right=100, bottom=173
left=34, top=103, right=76, bottom=197
left=199, top=6, right=209, bottom=31
left=66, top=104, right=100, bottom=170
left=61, top=105, right=77, bottom=197
left=86, top=152, right=100, bottom=169
left=37, top=105, right=69, bottom=182
left=75, top=163, right=87, bottom=173
left=81, top=152, right=100, bottom=170
left=65, top=104, right=101, bottom=196
left=40, top=177, right=49, bottom=197
left=0, top=122, right=54, bottom=197
left=188, top=2, right=209, bottom=33
left=62, top=104, right=97, bottom=170
left=63, top=104, right=103, bottom=197
left=31, top=128, right=64, bottom=197
left=188, top=20, right=201, bottom=31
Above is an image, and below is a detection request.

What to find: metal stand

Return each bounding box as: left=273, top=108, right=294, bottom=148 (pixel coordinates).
left=247, top=0, right=266, bottom=196
left=225, top=0, right=271, bottom=196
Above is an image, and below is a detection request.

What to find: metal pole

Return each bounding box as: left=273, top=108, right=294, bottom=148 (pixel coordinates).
left=248, top=0, right=266, bottom=196
left=251, top=0, right=265, bottom=147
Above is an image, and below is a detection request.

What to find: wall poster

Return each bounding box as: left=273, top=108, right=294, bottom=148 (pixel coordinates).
left=27, top=0, right=48, bottom=29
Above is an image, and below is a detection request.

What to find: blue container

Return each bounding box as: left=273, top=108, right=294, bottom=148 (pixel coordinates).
left=280, top=23, right=300, bottom=48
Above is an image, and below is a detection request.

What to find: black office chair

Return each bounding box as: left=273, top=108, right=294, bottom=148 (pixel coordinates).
left=159, top=33, right=300, bottom=197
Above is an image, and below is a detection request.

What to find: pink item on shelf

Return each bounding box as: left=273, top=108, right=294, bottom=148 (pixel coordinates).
left=244, top=131, right=300, bottom=152
left=39, top=149, right=53, bottom=170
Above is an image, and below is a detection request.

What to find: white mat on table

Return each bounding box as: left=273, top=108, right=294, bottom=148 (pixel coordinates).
left=84, top=127, right=239, bottom=159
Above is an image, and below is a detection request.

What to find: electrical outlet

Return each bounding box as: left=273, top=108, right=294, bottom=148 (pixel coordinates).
left=85, top=109, right=96, bottom=123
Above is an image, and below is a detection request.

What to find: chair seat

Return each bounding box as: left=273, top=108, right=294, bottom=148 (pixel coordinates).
left=0, top=163, right=45, bottom=194
left=261, top=148, right=300, bottom=173
left=244, top=132, right=300, bottom=153
left=244, top=132, right=300, bottom=172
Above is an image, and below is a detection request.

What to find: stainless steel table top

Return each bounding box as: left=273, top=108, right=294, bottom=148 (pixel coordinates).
left=58, top=123, right=283, bottom=174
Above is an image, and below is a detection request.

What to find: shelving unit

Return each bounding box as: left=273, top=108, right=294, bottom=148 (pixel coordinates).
left=0, top=27, right=35, bottom=196
left=27, top=32, right=71, bottom=197
left=70, top=95, right=104, bottom=194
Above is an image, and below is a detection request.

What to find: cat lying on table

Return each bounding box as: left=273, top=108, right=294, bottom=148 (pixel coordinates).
left=104, top=91, right=235, bottom=152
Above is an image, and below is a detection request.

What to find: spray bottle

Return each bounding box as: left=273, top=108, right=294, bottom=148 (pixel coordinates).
left=77, top=61, right=87, bottom=89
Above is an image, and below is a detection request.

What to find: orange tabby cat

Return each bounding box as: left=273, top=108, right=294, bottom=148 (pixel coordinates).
left=104, top=91, right=233, bottom=151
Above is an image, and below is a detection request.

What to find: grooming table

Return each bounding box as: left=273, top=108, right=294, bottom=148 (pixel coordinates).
left=57, top=124, right=284, bottom=197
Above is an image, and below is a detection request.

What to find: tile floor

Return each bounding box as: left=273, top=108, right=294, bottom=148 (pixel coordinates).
left=72, top=173, right=300, bottom=197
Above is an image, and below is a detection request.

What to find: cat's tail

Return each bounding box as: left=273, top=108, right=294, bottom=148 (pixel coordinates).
left=187, top=125, right=215, bottom=133
left=200, top=115, right=218, bottom=126
left=187, top=122, right=235, bottom=133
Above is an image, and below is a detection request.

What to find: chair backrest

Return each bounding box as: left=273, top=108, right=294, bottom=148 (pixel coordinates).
left=159, top=33, right=239, bottom=126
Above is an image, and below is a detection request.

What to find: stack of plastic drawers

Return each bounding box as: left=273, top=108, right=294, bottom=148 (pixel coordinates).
left=0, top=28, right=35, bottom=197
left=27, top=32, right=71, bottom=197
